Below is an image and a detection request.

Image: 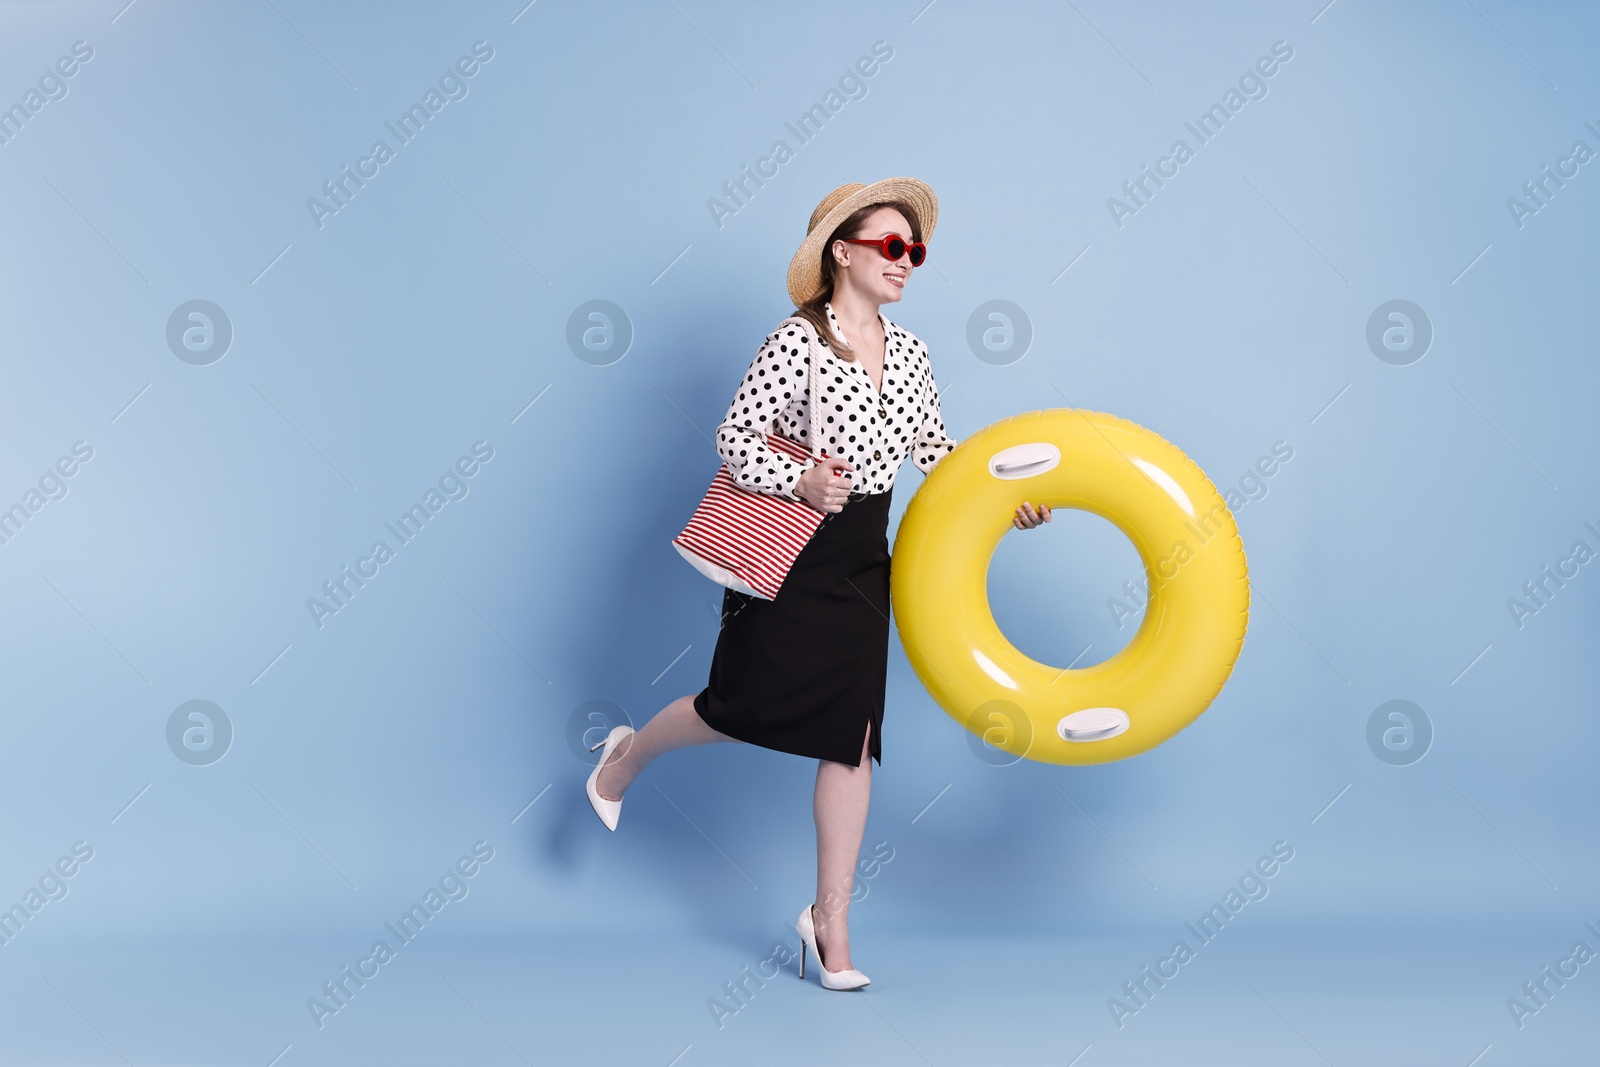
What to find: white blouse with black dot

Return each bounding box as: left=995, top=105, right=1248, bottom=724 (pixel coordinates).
left=715, top=302, right=959, bottom=500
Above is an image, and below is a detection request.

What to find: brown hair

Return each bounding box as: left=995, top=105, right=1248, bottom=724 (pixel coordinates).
left=793, top=200, right=922, bottom=362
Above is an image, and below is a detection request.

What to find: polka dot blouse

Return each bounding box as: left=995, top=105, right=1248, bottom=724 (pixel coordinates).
left=715, top=302, right=958, bottom=500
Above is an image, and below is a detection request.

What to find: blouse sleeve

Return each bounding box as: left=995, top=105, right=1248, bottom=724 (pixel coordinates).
left=913, top=355, right=959, bottom=475
left=714, top=328, right=816, bottom=501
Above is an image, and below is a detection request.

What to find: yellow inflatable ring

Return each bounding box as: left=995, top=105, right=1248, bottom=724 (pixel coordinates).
left=890, top=409, right=1249, bottom=765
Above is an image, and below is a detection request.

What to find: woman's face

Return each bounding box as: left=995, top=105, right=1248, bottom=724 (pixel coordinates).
left=831, top=206, right=917, bottom=306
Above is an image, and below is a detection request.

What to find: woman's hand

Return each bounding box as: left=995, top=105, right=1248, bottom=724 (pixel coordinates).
left=1013, top=500, right=1051, bottom=530
left=796, top=456, right=855, bottom=513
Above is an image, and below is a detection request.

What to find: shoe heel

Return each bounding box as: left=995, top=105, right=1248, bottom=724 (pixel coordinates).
left=799, top=939, right=806, bottom=979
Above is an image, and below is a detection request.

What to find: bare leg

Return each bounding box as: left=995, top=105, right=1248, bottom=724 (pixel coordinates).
left=812, top=721, right=873, bottom=971
left=594, top=694, right=740, bottom=801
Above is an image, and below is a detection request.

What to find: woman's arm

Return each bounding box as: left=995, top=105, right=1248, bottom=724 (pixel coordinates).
left=714, top=329, right=816, bottom=501
left=907, top=340, right=1047, bottom=529
left=912, top=350, right=958, bottom=474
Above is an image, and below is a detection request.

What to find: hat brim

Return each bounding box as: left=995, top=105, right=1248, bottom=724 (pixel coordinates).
left=787, top=177, right=938, bottom=307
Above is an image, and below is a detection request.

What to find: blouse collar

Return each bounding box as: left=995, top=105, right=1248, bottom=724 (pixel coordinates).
left=823, top=302, right=895, bottom=398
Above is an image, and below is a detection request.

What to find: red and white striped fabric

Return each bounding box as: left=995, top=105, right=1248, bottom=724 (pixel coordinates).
left=673, top=316, right=829, bottom=600
left=671, top=431, right=829, bottom=601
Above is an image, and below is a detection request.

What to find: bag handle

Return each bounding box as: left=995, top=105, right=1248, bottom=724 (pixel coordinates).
left=778, top=315, right=827, bottom=462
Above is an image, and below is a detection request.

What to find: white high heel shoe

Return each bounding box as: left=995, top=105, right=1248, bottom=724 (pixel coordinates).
left=795, top=904, right=870, bottom=990
left=585, top=725, right=634, bottom=831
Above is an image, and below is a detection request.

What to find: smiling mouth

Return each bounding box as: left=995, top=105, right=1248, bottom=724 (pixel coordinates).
left=885, top=274, right=906, bottom=287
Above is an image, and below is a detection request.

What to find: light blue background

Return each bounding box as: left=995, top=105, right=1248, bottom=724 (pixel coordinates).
left=1, top=0, right=1596, bottom=1063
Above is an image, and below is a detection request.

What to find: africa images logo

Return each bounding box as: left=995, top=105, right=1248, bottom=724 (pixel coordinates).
left=306, top=841, right=494, bottom=1030
left=306, top=41, right=495, bottom=230
left=1106, top=40, right=1294, bottom=229
left=307, top=441, right=495, bottom=629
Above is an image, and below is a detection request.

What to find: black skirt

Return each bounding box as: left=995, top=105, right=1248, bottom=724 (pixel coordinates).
left=694, top=487, right=893, bottom=766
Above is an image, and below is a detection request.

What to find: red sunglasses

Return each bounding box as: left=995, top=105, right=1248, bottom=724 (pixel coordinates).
left=839, top=232, right=927, bottom=267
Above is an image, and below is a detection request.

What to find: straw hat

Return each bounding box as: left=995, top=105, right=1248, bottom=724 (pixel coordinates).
left=786, top=177, right=938, bottom=307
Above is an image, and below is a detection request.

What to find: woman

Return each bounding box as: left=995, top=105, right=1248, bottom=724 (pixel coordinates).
left=586, top=178, right=1052, bottom=990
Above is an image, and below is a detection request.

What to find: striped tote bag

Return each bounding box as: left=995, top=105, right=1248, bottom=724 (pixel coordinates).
left=672, top=317, right=830, bottom=601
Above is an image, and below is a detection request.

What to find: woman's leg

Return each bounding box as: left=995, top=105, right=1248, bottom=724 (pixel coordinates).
left=594, top=694, right=741, bottom=801
left=811, top=721, right=873, bottom=971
